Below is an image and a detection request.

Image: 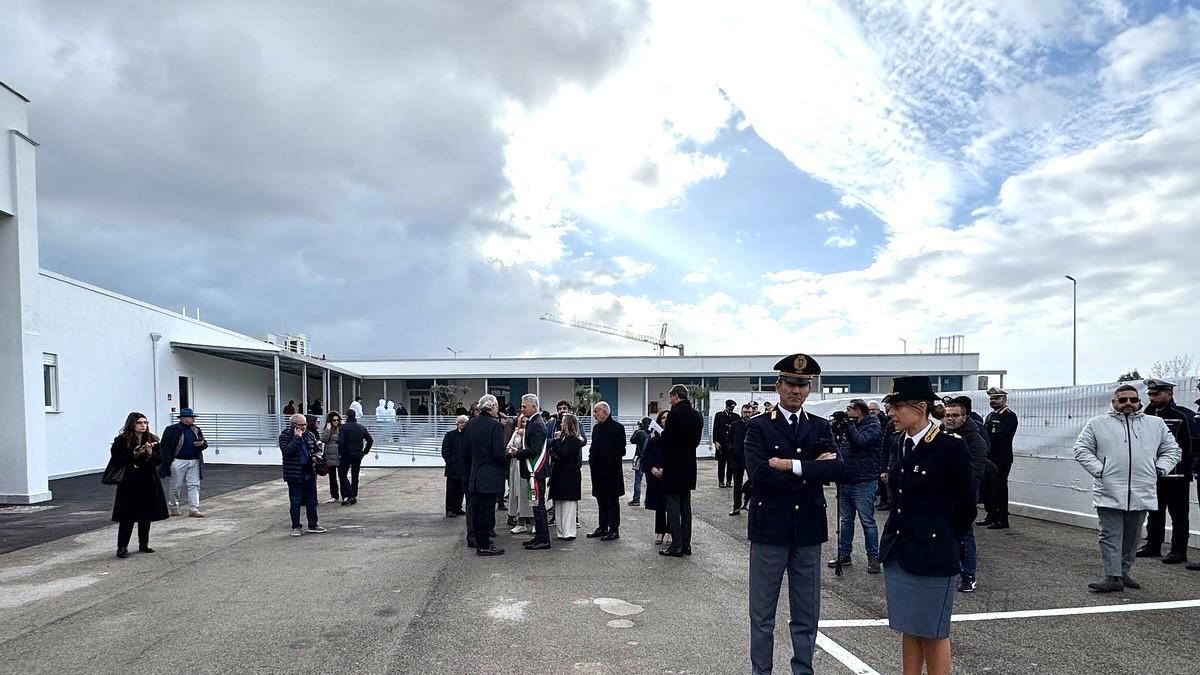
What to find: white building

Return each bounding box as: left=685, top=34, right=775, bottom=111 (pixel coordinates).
left=0, top=82, right=1005, bottom=502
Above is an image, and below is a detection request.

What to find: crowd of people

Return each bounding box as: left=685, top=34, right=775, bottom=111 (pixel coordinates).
left=100, top=355, right=1200, bottom=675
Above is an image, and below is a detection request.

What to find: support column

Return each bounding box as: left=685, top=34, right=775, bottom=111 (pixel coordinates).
left=643, top=377, right=649, bottom=416
left=0, top=87, right=50, bottom=503
left=273, top=354, right=282, bottom=421
left=301, top=364, right=308, bottom=413
left=383, top=380, right=388, bottom=403
left=535, top=377, right=540, bottom=402
left=338, top=374, right=344, bottom=412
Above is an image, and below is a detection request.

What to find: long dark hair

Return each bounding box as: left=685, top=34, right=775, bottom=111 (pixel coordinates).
left=118, top=412, right=158, bottom=447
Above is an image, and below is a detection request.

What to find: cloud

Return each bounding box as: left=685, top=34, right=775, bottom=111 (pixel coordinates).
left=814, top=210, right=841, bottom=221
left=681, top=270, right=709, bottom=284
left=823, top=224, right=859, bottom=249
left=612, top=255, right=655, bottom=279
left=1100, top=8, right=1200, bottom=86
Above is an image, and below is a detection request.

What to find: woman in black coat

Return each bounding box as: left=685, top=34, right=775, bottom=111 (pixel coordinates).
left=642, top=410, right=670, bottom=545
left=109, top=411, right=169, bottom=558
left=549, top=413, right=583, bottom=541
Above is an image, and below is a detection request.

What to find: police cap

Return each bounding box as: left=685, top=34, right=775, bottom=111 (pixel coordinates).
left=772, top=353, right=821, bottom=385
left=1143, top=378, right=1175, bottom=393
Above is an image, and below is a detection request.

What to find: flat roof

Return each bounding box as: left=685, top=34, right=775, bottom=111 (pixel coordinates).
left=172, top=342, right=361, bottom=379
left=0, top=80, right=30, bottom=102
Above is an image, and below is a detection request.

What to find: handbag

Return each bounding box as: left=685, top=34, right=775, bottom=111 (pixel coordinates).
left=101, top=456, right=126, bottom=485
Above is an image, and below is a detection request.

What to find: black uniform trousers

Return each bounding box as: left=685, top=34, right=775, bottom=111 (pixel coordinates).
left=986, top=456, right=1012, bottom=521
left=464, top=493, right=476, bottom=545
left=471, top=491, right=498, bottom=549
left=717, top=453, right=728, bottom=486
left=666, top=490, right=692, bottom=551
left=732, top=468, right=745, bottom=510
left=596, top=495, right=621, bottom=533
left=445, top=477, right=464, bottom=514
left=531, top=476, right=550, bottom=544
left=749, top=541, right=821, bottom=675
left=1145, top=478, right=1191, bottom=555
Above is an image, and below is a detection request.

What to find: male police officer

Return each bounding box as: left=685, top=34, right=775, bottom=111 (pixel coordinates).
left=713, top=399, right=738, bottom=488
left=744, top=353, right=842, bottom=675
left=1137, top=378, right=1194, bottom=564
left=981, top=387, right=1019, bottom=529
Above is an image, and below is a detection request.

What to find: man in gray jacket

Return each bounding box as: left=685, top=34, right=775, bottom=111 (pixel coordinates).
left=1074, top=384, right=1181, bottom=592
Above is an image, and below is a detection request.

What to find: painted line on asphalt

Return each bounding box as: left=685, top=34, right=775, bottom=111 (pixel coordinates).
left=816, top=631, right=882, bottom=675
left=819, top=598, right=1200, bottom=629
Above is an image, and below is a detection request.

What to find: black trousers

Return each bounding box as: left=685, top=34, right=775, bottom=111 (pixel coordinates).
left=445, top=477, right=464, bottom=514
left=117, top=520, right=151, bottom=549
left=596, top=495, right=621, bottom=533
left=471, top=491, right=497, bottom=549
left=531, top=476, right=550, bottom=543
left=654, top=507, right=669, bottom=534
left=328, top=468, right=340, bottom=499
left=464, top=493, right=475, bottom=544
left=717, top=455, right=728, bottom=486
left=732, top=468, right=745, bottom=510
left=666, top=490, right=692, bottom=551
left=987, top=456, right=1013, bottom=520
left=338, top=460, right=361, bottom=500
left=1145, top=478, right=1191, bottom=554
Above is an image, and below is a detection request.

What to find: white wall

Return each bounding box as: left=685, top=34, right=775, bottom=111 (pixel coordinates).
left=538, top=378, right=575, bottom=411
left=37, top=272, right=287, bottom=478
left=617, top=377, right=647, bottom=418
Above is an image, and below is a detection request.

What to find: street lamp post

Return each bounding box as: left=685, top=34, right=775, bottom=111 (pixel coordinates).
left=446, top=347, right=461, bottom=359
left=1065, top=275, right=1077, bottom=386
left=899, top=338, right=907, bottom=354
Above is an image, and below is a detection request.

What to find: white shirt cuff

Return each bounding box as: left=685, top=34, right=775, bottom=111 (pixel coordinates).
left=791, top=461, right=803, bottom=476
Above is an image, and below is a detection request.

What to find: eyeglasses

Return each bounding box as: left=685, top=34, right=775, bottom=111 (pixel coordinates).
left=1116, top=397, right=1139, bottom=404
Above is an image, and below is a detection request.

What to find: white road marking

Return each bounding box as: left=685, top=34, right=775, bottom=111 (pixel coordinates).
left=816, top=631, right=882, bottom=675
left=819, top=598, right=1200, bottom=629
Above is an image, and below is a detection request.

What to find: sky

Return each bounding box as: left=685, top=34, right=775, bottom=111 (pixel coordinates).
left=2, top=0, right=1199, bottom=388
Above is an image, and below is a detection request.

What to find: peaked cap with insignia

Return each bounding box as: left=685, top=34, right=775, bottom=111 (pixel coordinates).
left=882, top=376, right=938, bottom=405
left=772, top=353, right=821, bottom=385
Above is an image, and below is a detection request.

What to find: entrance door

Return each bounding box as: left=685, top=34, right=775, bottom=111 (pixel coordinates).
left=178, top=375, right=193, bottom=410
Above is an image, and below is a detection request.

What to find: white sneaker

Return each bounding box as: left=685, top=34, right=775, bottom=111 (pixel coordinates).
left=325, top=498, right=339, bottom=504
left=291, top=528, right=303, bottom=537
left=511, top=525, right=530, bottom=534
left=307, top=525, right=327, bottom=534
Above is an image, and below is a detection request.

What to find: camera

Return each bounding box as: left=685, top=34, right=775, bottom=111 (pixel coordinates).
left=830, top=411, right=850, bottom=434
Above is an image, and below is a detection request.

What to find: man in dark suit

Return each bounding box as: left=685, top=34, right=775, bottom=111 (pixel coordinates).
left=728, top=403, right=752, bottom=516
left=657, top=384, right=703, bottom=556
left=744, top=354, right=842, bottom=675
left=1138, top=378, right=1194, bottom=564
left=713, top=399, right=738, bottom=488
left=466, top=395, right=508, bottom=557
left=981, top=387, right=1019, bottom=529
left=441, top=415, right=469, bottom=517
left=588, top=402, right=627, bottom=541
left=511, top=394, right=551, bottom=549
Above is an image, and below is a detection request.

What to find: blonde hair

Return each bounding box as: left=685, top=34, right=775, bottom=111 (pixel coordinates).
left=561, top=413, right=582, bottom=440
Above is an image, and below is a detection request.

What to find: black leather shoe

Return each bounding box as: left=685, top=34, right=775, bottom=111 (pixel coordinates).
left=524, top=541, right=551, bottom=550
left=116, top=548, right=129, bottom=559
left=827, top=556, right=853, bottom=568
left=729, top=509, right=741, bottom=516
left=1121, top=575, right=1142, bottom=589
left=138, top=546, right=156, bottom=554
left=1185, top=562, right=1200, bottom=571
left=341, top=499, right=350, bottom=506
left=556, top=536, right=576, bottom=541
left=1088, top=576, right=1123, bottom=592
left=586, top=528, right=608, bottom=539
left=682, top=547, right=692, bottom=556
left=658, top=548, right=684, bottom=557
left=476, top=547, right=505, bottom=557
left=454, top=510, right=467, bottom=516
left=446, top=512, right=458, bottom=518
left=348, top=498, right=357, bottom=505
left=601, top=531, right=620, bottom=542
left=1134, top=546, right=1160, bottom=558
left=976, top=517, right=993, bottom=526
left=467, top=540, right=476, bottom=549
left=986, top=521, right=1009, bottom=530
left=1162, top=552, right=1187, bottom=564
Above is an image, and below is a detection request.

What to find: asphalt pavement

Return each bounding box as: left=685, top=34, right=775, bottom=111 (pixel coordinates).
left=1, top=463, right=1196, bottom=674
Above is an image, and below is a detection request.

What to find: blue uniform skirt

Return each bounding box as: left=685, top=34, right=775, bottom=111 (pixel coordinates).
left=883, top=561, right=956, bottom=639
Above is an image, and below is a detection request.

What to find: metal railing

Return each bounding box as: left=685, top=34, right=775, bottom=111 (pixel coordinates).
left=178, top=413, right=717, bottom=458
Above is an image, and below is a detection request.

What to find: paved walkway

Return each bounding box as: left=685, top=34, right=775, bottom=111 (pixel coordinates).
left=1, top=463, right=1196, bottom=674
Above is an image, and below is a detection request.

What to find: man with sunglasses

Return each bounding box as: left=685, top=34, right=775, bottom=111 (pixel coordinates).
left=1073, top=384, right=1181, bottom=592
left=981, top=387, right=1019, bottom=529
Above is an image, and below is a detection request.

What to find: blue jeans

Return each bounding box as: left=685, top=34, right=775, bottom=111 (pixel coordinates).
left=959, top=524, right=977, bottom=577
left=837, top=480, right=879, bottom=559
left=286, top=474, right=319, bottom=529
left=631, top=468, right=643, bottom=503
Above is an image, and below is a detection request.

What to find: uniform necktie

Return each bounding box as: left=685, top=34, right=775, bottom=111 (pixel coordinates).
left=789, top=413, right=798, bottom=426
left=903, top=437, right=915, bottom=459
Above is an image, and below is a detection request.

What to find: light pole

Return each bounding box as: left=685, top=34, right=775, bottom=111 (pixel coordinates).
left=446, top=347, right=461, bottom=359
left=1065, top=275, right=1077, bottom=386
left=898, top=338, right=907, bottom=354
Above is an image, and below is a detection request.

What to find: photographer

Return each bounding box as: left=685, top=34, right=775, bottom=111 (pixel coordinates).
left=829, top=399, right=883, bottom=573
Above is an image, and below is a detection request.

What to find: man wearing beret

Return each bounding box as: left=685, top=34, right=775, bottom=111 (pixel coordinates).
left=743, top=353, right=842, bottom=675
left=1137, top=379, right=1195, bottom=564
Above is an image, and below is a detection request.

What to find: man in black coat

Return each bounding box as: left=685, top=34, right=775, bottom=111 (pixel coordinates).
left=713, top=399, right=738, bottom=488
left=511, top=394, right=551, bottom=549
left=744, top=354, right=841, bottom=675
left=657, top=385, right=703, bottom=557
left=441, top=415, right=469, bottom=517
left=466, top=395, right=508, bottom=556
left=943, top=398, right=988, bottom=592
left=1138, top=378, right=1195, bottom=564
left=587, top=401, right=627, bottom=541
left=727, top=403, right=752, bottom=516
left=981, top=387, right=1019, bottom=529
left=336, top=409, right=374, bottom=506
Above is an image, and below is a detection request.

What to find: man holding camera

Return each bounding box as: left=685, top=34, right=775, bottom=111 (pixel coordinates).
left=828, top=399, right=883, bottom=573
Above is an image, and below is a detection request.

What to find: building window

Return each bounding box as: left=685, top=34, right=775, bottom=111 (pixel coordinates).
left=43, top=353, right=59, bottom=412
left=822, top=384, right=850, bottom=395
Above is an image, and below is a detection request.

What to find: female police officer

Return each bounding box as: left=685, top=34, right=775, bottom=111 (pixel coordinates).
left=879, top=376, right=975, bottom=675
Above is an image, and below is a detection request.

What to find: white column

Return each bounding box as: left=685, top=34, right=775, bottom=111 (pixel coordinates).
left=338, top=374, right=344, bottom=412
left=535, top=377, right=541, bottom=401
left=273, top=354, right=281, bottom=419
left=643, top=377, right=649, bottom=416
left=301, top=364, right=308, bottom=412
left=383, top=379, right=388, bottom=402
left=0, top=87, right=50, bottom=503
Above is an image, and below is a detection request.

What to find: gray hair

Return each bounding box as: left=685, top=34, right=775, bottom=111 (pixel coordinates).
left=477, top=394, right=499, bottom=411
left=592, top=401, right=611, bottom=414
left=669, top=384, right=689, bottom=399
left=456, top=415, right=469, bottom=424
left=521, top=393, right=540, bottom=410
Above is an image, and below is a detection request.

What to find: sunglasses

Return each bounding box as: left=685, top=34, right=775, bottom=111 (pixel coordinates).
left=1116, top=397, right=1139, bottom=404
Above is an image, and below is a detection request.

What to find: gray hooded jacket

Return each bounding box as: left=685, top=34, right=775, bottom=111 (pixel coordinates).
left=1073, top=410, right=1181, bottom=511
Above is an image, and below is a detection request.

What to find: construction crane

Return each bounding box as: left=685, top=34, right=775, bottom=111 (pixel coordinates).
left=540, top=314, right=685, bottom=356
